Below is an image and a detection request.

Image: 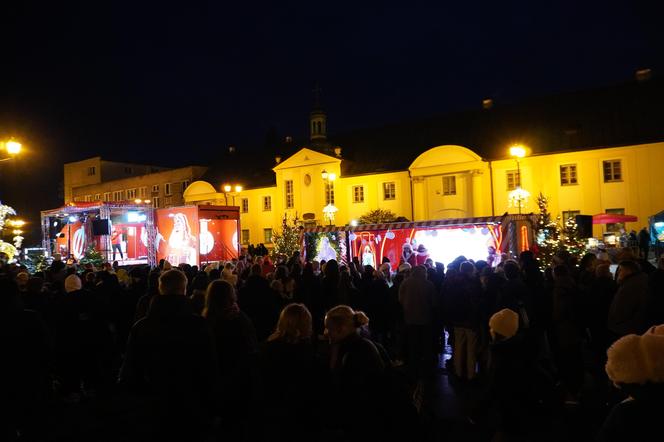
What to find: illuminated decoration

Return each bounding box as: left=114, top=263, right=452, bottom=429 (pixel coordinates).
left=520, top=225, right=529, bottom=252
left=508, top=187, right=530, bottom=213
left=127, top=211, right=147, bottom=222
left=0, top=203, right=19, bottom=260
left=322, top=204, right=338, bottom=225
left=561, top=214, right=585, bottom=260
left=272, top=214, right=301, bottom=258
left=350, top=219, right=358, bottom=227
left=509, top=145, right=526, bottom=158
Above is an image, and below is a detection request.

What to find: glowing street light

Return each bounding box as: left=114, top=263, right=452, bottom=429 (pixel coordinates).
left=1, top=138, right=22, bottom=162
left=508, top=144, right=528, bottom=214
left=221, top=183, right=242, bottom=206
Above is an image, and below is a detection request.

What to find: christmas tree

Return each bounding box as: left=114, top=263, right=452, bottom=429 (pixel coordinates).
left=535, top=193, right=562, bottom=268
left=0, top=203, right=18, bottom=261
left=80, top=244, right=105, bottom=268
left=271, top=214, right=301, bottom=258
left=561, top=214, right=586, bottom=261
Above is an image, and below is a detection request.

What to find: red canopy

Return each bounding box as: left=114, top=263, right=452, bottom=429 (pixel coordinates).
left=592, top=213, right=638, bottom=224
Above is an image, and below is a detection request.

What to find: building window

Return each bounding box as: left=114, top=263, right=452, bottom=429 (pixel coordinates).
left=560, top=164, right=578, bottom=186
left=164, top=196, right=172, bottom=207
left=442, top=176, right=457, bottom=195
left=139, top=187, right=147, bottom=199
left=506, top=170, right=521, bottom=190
left=124, top=167, right=133, bottom=174
left=383, top=182, right=396, bottom=200
left=103, top=192, right=111, bottom=202
left=325, top=181, right=335, bottom=205
left=113, top=190, right=124, bottom=201
left=84, top=195, right=93, bottom=202
left=152, top=184, right=160, bottom=194
left=562, top=210, right=580, bottom=224
left=152, top=197, right=161, bottom=208
left=94, top=193, right=101, bottom=201
left=353, top=185, right=365, bottom=203
left=165, top=183, right=172, bottom=196
left=181, top=180, right=190, bottom=193
left=285, top=180, right=294, bottom=208
left=264, top=228, right=273, bottom=244
left=606, top=208, right=625, bottom=232
left=241, top=198, right=249, bottom=213
left=241, top=229, right=250, bottom=245
left=263, top=196, right=272, bottom=211
left=127, top=188, right=137, bottom=199
left=603, top=160, right=622, bottom=182
left=87, top=166, right=96, bottom=176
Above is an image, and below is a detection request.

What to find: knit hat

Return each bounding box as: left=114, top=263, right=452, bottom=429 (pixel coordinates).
left=606, top=332, right=664, bottom=385
left=489, top=308, right=519, bottom=339
left=398, top=262, right=412, bottom=273
left=64, top=274, right=82, bottom=293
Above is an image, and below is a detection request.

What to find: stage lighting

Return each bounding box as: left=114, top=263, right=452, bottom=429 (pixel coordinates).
left=53, top=221, right=59, bottom=227
left=68, top=215, right=78, bottom=223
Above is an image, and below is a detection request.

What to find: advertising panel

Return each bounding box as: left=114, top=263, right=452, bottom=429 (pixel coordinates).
left=155, top=206, right=199, bottom=266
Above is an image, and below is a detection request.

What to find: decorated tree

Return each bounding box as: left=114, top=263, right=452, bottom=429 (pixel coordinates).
left=0, top=203, right=18, bottom=261
left=79, top=244, right=105, bottom=268
left=271, top=214, right=301, bottom=258
left=358, top=208, right=404, bottom=225
left=561, top=215, right=586, bottom=261
left=535, top=193, right=562, bottom=268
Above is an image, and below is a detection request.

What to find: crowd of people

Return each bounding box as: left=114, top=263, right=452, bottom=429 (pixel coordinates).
left=1, top=245, right=664, bottom=441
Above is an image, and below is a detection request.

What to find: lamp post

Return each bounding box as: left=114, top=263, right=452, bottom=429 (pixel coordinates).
left=321, top=169, right=337, bottom=226
left=508, top=145, right=529, bottom=214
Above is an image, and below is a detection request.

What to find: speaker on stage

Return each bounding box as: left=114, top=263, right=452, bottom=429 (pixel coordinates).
left=575, top=215, right=593, bottom=238
left=92, top=219, right=111, bottom=235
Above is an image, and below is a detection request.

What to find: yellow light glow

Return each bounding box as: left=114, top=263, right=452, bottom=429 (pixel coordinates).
left=144, top=199, right=151, bottom=204
left=6, top=140, right=21, bottom=155
left=509, top=145, right=526, bottom=158
left=9, top=219, right=25, bottom=227
left=13, top=229, right=23, bottom=235
left=235, top=185, right=242, bottom=193
left=321, top=170, right=328, bottom=180
left=134, top=199, right=142, bottom=204
left=223, top=185, right=232, bottom=192
left=328, top=172, right=336, bottom=181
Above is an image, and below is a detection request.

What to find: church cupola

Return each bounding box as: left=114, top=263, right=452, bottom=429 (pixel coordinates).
left=310, top=84, right=327, bottom=141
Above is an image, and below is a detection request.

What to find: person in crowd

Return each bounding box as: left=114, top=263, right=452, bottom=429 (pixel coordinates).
left=638, top=226, right=651, bottom=260
left=550, top=264, right=584, bottom=405
left=134, top=269, right=161, bottom=322
left=325, top=305, right=386, bottom=441
left=485, top=308, right=529, bottom=440
left=399, top=265, right=436, bottom=381
left=445, top=261, right=482, bottom=381
left=588, top=263, right=618, bottom=362
left=238, top=263, right=281, bottom=342
left=598, top=326, right=664, bottom=441
left=271, top=265, right=295, bottom=302
left=119, top=269, right=217, bottom=440
left=203, top=279, right=257, bottom=439
left=188, top=271, right=209, bottom=315
left=648, top=255, right=664, bottom=326
left=1, top=278, right=51, bottom=441
left=259, top=303, right=321, bottom=441
left=608, top=260, right=651, bottom=339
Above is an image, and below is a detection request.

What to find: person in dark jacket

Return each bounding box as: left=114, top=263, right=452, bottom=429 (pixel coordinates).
left=238, top=264, right=281, bottom=342
left=0, top=278, right=51, bottom=441
left=637, top=226, right=650, bottom=259
left=598, top=326, right=664, bottom=442
left=648, top=256, right=664, bottom=326
left=608, top=261, right=652, bottom=339
left=119, top=269, right=217, bottom=441
left=325, top=305, right=386, bottom=442
left=203, top=279, right=258, bottom=439
left=259, top=303, right=322, bottom=441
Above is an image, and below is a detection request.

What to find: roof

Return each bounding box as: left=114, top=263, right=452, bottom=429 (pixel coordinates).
left=206, top=75, right=664, bottom=183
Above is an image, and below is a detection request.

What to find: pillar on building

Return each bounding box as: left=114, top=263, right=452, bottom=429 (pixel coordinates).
left=412, top=176, right=427, bottom=221
left=471, top=169, right=485, bottom=217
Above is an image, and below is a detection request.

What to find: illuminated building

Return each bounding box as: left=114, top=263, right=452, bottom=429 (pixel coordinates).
left=185, top=75, right=664, bottom=249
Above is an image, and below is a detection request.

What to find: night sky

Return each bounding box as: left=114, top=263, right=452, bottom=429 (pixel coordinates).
left=1, top=1, right=662, bottom=244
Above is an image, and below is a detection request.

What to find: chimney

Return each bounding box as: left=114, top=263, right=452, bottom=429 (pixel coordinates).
left=334, top=147, right=342, bottom=157
left=635, top=68, right=652, bottom=82
left=275, top=155, right=282, bottom=164
left=482, top=98, right=494, bottom=110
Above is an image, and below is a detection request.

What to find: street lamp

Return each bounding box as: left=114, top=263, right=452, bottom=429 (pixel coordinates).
left=222, top=184, right=242, bottom=206
left=508, top=144, right=529, bottom=214
left=321, top=169, right=337, bottom=226
left=1, top=138, right=22, bottom=162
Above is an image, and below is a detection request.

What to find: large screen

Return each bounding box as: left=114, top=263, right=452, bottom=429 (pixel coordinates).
left=155, top=206, right=199, bottom=266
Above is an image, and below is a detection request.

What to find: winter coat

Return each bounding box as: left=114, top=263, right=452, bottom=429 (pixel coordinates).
left=608, top=272, right=651, bottom=336
left=238, top=274, right=281, bottom=342
left=398, top=274, right=435, bottom=325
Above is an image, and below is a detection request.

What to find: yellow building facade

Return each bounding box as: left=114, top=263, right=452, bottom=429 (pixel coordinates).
left=185, top=141, right=664, bottom=247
